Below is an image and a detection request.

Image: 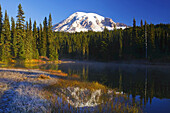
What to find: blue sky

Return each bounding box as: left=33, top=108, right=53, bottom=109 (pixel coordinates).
left=0, top=0, right=169, bottom=26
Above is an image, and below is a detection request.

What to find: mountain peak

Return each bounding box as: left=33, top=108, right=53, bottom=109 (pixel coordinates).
left=53, top=12, right=127, bottom=33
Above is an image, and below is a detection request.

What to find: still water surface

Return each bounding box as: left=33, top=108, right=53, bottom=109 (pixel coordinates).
left=57, top=62, right=170, bottom=113
left=2, top=62, right=170, bottom=112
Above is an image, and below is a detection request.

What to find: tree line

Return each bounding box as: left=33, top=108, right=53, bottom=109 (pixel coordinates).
left=0, top=4, right=169, bottom=63
left=55, top=20, right=170, bottom=62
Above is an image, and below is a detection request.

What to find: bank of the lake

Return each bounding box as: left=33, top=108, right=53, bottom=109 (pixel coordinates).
left=0, top=68, right=142, bottom=113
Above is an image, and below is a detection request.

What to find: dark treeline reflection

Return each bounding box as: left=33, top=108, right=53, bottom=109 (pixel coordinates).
left=58, top=63, right=170, bottom=105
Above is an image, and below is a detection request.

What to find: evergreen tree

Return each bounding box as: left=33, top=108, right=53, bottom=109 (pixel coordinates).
left=11, top=17, right=16, bottom=57
left=25, top=21, right=33, bottom=60
left=148, top=23, right=155, bottom=58
left=33, top=20, right=39, bottom=59
left=0, top=5, right=2, bottom=38
left=132, top=18, right=138, bottom=57
left=41, top=17, right=47, bottom=56
left=48, top=13, right=56, bottom=60
left=164, top=31, right=168, bottom=54
left=1, top=11, right=11, bottom=62
left=119, top=30, right=123, bottom=59
left=144, top=21, right=148, bottom=59
left=0, top=5, right=3, bottom=59
left=139, top=19, right=145, bottom=57
left=15, top=4, right=25, bottom=59
left=141, top=20, right=143, bottom=28
left=38, top=23, right=42, bottom=55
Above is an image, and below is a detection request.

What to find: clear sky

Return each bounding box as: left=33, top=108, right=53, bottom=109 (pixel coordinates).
left=0, top=0, right=169, bottom=26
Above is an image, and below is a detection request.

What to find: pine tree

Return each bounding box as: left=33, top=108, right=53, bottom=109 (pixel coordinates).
left=33, top=20, right=39, bottom=59
left=11, top=17, right=16, bottom=57
left=119, top=30, right=123, bottom=59
left=25, top=21, right=32, bottom=60
left=164, top=31, right=168, bottom=54
left=141, top=20, right=143, bottom=28
left=48, top=13, right=56, bottom=60
left=38, top=23, right=42, bottom=55
left=132, top=19, right=138, bottom=41
left=167, top=31, right=170, bottom=54
left=144, top=21, right=148, bottom=59
left=0, top=5, right=2, bottom=38
left=132, top=18, right=138, bottom=57
left=41, top=17, right=47, bottom=56
left=0, top=5, right=3, bottom=59
left=1, top=11, right=11, bottom=62
left=16, top=4, right=25, bottom=59
left=148, top=23, right=155, bottom=58
left=138, top=19, right=145, bottom=58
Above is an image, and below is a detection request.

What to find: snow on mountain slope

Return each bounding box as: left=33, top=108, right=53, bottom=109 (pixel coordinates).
left=52, top=12, right=127, bottom=33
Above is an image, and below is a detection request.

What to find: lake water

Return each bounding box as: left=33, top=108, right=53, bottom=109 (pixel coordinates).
left=1, top=61, right=170, bottom=112
left=57, top=62, right=170, bottom=113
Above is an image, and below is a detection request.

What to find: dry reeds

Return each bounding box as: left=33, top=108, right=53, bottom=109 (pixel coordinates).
left=38, top=74, right=51, bottom=79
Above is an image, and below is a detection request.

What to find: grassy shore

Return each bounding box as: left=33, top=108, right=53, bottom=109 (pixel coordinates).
left=0, top=67, right=142, bottom=112
left=44, top=79, right=142, bottom=113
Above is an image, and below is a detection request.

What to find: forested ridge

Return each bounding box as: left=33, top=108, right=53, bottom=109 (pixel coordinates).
left=0, top=4, right=170, bottom=63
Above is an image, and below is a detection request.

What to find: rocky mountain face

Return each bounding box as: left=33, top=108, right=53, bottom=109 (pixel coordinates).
left=52, top=12, right=127, bottom=33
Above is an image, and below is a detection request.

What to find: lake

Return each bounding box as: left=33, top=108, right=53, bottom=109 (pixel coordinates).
left=1, top=61, right=170, bottom=112
left=57, top=62, right=170, bottom=113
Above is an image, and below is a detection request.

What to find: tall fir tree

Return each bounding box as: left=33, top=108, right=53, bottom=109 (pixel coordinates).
left=48, top=13, right=56, bottom=60
left=140, top=20, right=143, bottom=28
left=138, top=19, right=145, bottom=57
left=33, top=20, right=39, bottom=59
left=25, top=21, right=33, bottom=60
left=132, top=18, right=138, bottom=42
left=41, top=17, right=47, bottom=56
left=132, top=18, right=138, bottom=57
left=148, top=23, right=155, bottom=58
left=119, top=30, right=123, bottom=59
left=144, top=21, right=148, bottom=59
left=11, top=17, right=16, bottom=57
left=1, top=11, right=11, bottom=62
left=0, top=5, right=3, bottom=59
left=16, top=4, right=25, bottom=59
left=0, top=5, right=2, bottom=38
left=38, top=23, right=42, bottom=55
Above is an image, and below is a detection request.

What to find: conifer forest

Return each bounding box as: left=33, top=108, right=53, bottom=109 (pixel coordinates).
left=0, top=4, right=169, bottom=63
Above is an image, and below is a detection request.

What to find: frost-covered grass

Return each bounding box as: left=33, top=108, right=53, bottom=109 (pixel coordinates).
left=0, top=69, right=142, bottom=113
left=0, top=71, right=57, bottom=112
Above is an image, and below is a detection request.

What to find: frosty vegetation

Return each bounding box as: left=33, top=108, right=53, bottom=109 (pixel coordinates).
left=0, top=68, right=142, bottom=113
left=0, top=70, right=57, bottom=112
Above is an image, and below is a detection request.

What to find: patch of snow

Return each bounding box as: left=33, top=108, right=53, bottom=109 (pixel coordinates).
left=53, top=12, right=127, bottom=33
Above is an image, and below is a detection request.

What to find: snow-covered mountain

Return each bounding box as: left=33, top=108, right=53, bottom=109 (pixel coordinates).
left=52, top=12, right=127, bottom=33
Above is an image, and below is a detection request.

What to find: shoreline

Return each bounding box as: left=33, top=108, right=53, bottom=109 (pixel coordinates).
left=0, top=70, right=58, bottom=112
left=0, top=68, right=128, bottom=112
left=60, top=59, right=170, bottom=67
left=0, top=68, right=142, bottom=112
left=1, top=58, right=170, bottom=67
